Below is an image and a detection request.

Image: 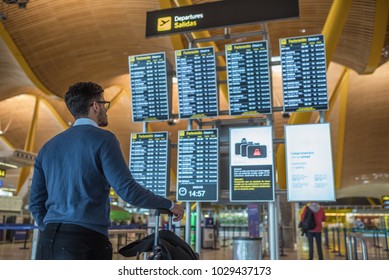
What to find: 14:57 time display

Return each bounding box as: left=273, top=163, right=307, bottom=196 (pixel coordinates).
left=189, top=190, right=206, bottom=197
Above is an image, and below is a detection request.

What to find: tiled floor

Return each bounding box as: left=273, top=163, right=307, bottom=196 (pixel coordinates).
left=1, top=232, right=388, bottom=260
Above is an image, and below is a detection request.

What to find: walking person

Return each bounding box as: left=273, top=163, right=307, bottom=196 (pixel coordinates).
left=301, top=202, right=326, bottom=260
left=29, top=81, right=184, bottom=260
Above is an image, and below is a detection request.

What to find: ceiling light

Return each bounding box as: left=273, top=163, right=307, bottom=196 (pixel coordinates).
left=167, top=118, right=179, bottom=126
left=0, top=162, right=18, bottom=169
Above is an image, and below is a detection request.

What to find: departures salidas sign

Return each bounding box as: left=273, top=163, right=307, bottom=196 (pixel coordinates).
left=146, top=0, right=299, bottom=37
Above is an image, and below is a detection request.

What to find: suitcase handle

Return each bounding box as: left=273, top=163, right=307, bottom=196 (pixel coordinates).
left=155, top=208, right=173, bottom=216
left=154, top=209, right=174, bottom=246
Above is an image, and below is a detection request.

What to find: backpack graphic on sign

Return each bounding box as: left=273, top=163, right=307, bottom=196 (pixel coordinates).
left=299, top=206, right=316, bottom=236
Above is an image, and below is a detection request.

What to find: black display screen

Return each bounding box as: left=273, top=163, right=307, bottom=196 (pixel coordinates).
left=226, top=41, right=272, bottom=115
left=177, top=129, right=218, bottom=202
left=145, top=0, right=299, bottom=38
left=129, top=132, right=169, bottom=197
left=175, top=47, right=218, bottom=119
left=229, top=126, right=275, bottom=202
left=280, top=34, right=328, bottom=112
left=129, top=52, right=171, bottom=122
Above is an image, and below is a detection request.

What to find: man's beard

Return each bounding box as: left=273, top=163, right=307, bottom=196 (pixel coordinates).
left=97, top=111, right=108, bottom=127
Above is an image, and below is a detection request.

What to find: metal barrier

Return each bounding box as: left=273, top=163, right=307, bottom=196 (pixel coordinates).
left=346, top=232, right=368, bottom=260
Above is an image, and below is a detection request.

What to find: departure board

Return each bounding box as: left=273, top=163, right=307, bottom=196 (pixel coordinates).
left=129, top=132, right=169, bottom=197
left=175, top=47, right=218, bottom=119
left=129, top=52, right=171, bottom=122
left=280, top=34, right=328, bottom=112
left=177, top=129, right=218, bottom=202
left=226, top=41, right=272, bottom=115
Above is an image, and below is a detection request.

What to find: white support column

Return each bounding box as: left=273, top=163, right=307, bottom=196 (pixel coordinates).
left=185, top=202, right=191, bottom=244
left=195, top=202, right=201, bottom=254
left=30, top=223, right=39, bottom=260
left=267, top=202, right=278, bottom=259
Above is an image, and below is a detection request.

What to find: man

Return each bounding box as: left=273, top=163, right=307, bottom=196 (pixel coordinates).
left=301, top=202, right=326, bottom=260
left=29, top=81, right=184, bottom=260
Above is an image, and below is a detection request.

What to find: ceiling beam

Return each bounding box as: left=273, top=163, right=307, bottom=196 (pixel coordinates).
left=40, top=99, right=69, bottom=130
left=0, top=22, right=55, bottom=97
left=363, top=0, right=389, bottom=74
left=323, top=67, right=349, bottom=121
left=334, top=68, right=350, bottom=190
left=16, top=96, right=41, bottom=194
left=0, top=135, right=15, bottom=149
left=322, top=0, right=353, bottom=67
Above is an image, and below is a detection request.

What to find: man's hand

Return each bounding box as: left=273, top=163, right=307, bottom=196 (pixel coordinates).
left=170, top=203, right=185, bottom=222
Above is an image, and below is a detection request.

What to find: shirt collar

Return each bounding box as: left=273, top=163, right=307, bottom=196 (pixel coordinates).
left=73, top=118, right=98, bottom=127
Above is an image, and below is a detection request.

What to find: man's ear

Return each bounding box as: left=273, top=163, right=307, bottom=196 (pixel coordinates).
left=90, top=102, right=99, bottom=112
left=87, top=102, right=99, bottom=119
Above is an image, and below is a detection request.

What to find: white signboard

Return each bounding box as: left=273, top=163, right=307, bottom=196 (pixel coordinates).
left=0, top=196, right=23, bottom=212
left=285, top=123, right=335, bottom=202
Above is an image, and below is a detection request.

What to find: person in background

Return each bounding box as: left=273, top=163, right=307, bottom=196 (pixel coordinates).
left=301, top=202, right=326, bottom=260
left=214, top=218, right=220, bottom=237
left=137, top=216, right=144, bottom=227
left=29, top=81, right=184, bottom=260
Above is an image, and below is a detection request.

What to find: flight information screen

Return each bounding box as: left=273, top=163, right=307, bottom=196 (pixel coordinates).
left=175, top=47, right=218, bottom=119
left=280, top=34, right=328, bottom=112
left=129, top=52, right=171, bottom=122
left=129, top=132, right=169, bottom=197
left=226, top=41, right=272, bottom=115
left=177, top=129, right=218, bottom=202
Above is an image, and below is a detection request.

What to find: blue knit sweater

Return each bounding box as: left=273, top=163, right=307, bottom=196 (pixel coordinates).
left=29, top=119, right=172, bottom=236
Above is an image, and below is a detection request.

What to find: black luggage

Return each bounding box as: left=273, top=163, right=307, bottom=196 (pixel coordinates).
left=119, top=209, right=198, bottom=260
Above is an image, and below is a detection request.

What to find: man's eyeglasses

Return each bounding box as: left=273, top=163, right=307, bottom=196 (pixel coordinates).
left=90, top=101, right=111, bottom=110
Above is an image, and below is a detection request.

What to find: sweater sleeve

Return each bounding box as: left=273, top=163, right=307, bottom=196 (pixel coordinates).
left=29, top=153, right=48, bottom=230
left=99, top=133, right=172, bottom=210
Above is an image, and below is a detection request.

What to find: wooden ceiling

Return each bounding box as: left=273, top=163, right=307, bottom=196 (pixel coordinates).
left=0, top=0, right=388, bottom=200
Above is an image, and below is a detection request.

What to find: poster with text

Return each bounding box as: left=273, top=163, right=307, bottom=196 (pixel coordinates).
left=229, top=126, right=274, bottom=202
left=285, top=123, right=335, bottom=202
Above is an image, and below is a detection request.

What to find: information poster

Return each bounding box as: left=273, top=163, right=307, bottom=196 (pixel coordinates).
left=177, top=129, right=218, bottom=202
left=280, top=34, right=328, bottom=112
left=248, top=204, right=260, bottom=238
left=285, top=123, right=335, bottom=202
left=175, top=47, right=218, bottom=119
left=226, top=41, right=272, bottom=115
left=129, top=132, right=169, bottom=197
left=129, top=52, right=171, bottom=122
left=229, top=126, right=274, bottom=202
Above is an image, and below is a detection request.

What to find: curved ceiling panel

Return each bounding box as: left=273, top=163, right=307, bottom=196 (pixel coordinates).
left=0, top=0, right=388, bottom=199
left=2, top=0, right=174, bottom=96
